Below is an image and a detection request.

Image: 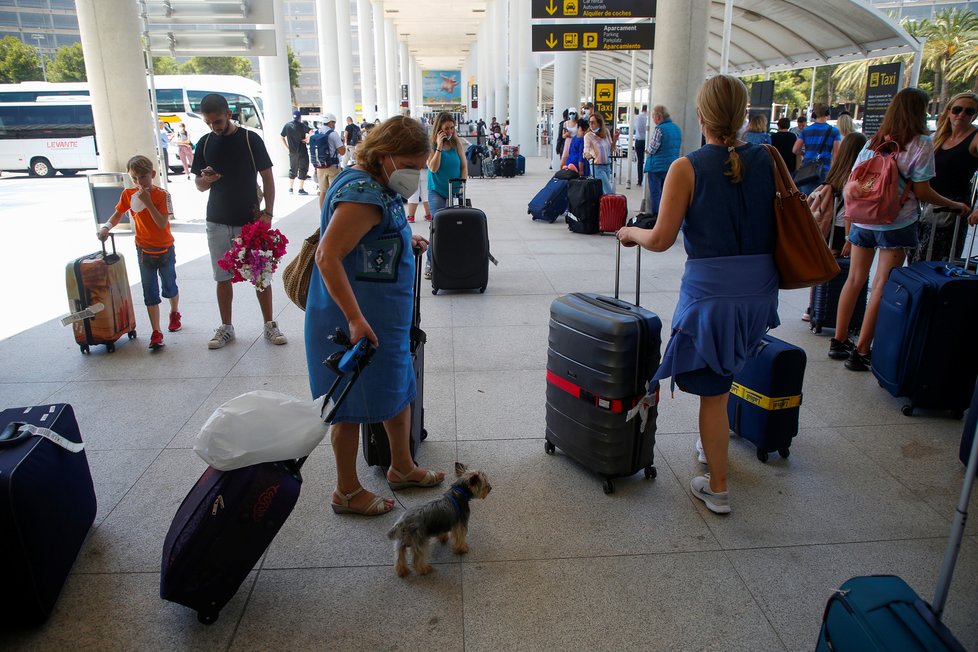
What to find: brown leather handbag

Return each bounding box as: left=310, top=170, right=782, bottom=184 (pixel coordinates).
left=762, top=145, right=840, bottom=289
left=282, top=229, right=320, bottom=310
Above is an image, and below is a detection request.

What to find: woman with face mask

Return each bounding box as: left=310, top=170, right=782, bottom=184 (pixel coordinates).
left=305, top=116, right=444, bottom=517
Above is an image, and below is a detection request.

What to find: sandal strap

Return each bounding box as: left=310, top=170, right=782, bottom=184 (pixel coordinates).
left=333, top=486, right=364, bottom=506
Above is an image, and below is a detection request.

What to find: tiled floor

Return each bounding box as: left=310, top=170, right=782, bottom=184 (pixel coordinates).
left=1, top=156, right=976, bottom=651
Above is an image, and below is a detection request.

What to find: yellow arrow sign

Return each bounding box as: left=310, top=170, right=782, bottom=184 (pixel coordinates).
left=546, top=33, right=558, bottom=48
left=546, top=0, right=557, bottom=15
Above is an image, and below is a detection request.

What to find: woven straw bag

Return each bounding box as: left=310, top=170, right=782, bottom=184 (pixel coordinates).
left=282, top=229, right=320, bottom=310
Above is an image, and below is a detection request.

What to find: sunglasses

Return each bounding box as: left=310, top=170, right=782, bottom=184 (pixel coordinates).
left=950, top=105, right=977, bottom=116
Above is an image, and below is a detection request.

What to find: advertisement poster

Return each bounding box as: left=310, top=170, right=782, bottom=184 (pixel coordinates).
left=422, top=70, right=462, bottom=105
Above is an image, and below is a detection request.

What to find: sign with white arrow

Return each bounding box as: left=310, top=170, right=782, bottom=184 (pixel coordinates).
left=531, top=23, right=654, bottom=52
left=531, top=0, right=656, bottom=19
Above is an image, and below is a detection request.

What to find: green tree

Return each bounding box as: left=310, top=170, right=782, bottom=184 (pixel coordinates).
left=917, top=8, right=978, bottom=108
left=948, top=41, right=978, bottom=92
left=151, top=56, right=181, bottom=75
left=183, top=56, right=252, bottom=77
left=287, top=46, right=301, bottom=105
left=0, top=36, right=43, bottom=83
left=47, top=43, right=86, bottom=82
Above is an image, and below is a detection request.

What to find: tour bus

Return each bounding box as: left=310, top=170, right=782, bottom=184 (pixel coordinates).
left=0, top=75, right=265, bottom=177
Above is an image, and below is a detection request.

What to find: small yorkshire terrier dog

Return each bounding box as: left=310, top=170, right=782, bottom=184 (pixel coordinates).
left=387, top=462, right=492, bottom=577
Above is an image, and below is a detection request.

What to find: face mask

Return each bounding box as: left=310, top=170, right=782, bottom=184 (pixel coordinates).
left=385, top=157, right=421, bottom=199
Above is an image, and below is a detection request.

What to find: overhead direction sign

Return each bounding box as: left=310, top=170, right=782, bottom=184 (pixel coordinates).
left=531, top=0, right=656, bottom=19
left=532, top=23, right=654, bottom=51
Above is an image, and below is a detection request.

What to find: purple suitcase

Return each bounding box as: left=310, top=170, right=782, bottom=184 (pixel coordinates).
left=160, top=335, right=374, bottom=624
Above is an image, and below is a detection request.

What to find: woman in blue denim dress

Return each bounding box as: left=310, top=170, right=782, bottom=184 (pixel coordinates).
left=305, top=116, right=444, bottom=516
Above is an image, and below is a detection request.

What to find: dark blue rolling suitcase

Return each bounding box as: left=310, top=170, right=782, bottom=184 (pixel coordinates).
left=871, top=261, right=978, bottom=418
left=0, top=404, right=97, bottom=625
left=161, top=338, right=374, bottom=624
left=727, top=336, right=806, bottom=462
left=816, top=412, right=977, bottom=651
left=516, top=154, right=525, bottom=175
left=528, top=176, right=569, bottom=223
left=546, top=239, right=662, bottom=494
left=960, top=381, right=977, bottom=466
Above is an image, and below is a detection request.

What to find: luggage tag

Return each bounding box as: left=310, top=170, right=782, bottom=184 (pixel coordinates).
left=0, top=422, right=85, bottom=453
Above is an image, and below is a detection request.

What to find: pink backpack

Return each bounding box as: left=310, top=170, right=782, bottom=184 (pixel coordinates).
left=843, top=141, right=913, bottom=225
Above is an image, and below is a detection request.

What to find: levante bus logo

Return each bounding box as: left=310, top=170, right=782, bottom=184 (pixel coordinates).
left=47, top=140, right=79, bottom=149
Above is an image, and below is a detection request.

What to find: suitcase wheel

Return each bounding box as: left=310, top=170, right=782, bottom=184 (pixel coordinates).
left=644, top=465, right=657, bottom=480
left=602, top=478, right=615, bottom=495
left=128, top=330, right=137, bottom=340
left=756, top=449, right=769, bottom=463
left=421, top=428, right=428, bottom=441
left=544, top=440, right=555, bottom=455
left=778, top=448, right=791, bottom=460
left=197, top=610, right=219, bottom=625
left=106, top=342, right=115, bottom=353
left=810, top=323, right=822, bottom=334
left=902, top=404, right=914, bottom=417
left=479, top=286, right=486, bottom=294
left=79, top=344, right=90, bottom=354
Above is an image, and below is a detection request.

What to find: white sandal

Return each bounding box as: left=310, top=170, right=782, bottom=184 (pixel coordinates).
left=387, top=466, right=445, bottom=490
left=330, top=487, right=392, bottom=516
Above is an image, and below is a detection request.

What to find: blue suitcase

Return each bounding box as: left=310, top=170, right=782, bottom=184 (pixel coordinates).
left=516, top=154, right=526, bottom=175
left=528, top=176, right=569, bottom=223
left=871, top=262, right=978, bottom=418
left=960, top=381, right=977, bottom=466
left=816, top=411, right=977, bottom=651
left=0, top=404, right=97, bottom=625
left=727, top=336, right=806, bottom=462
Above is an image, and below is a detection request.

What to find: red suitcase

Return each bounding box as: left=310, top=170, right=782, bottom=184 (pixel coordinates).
left=65, top=234, right=137, bottom=354
left=599, top=194, right=627, bottom=232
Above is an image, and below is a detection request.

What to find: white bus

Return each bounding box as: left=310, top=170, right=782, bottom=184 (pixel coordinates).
left=0, top=76, right=265, bottom=176
left=0, top=99, right=97, bottom=177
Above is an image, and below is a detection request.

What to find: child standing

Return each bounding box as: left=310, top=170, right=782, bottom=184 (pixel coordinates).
left=97, top=155, right=181, bottom=350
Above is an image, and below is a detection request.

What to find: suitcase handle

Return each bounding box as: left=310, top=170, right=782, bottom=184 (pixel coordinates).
left=614, top=218, right=644, bottom=306
left=448, top=178, right=466, bottom=207
left=0, top=421, right=30, bottom=446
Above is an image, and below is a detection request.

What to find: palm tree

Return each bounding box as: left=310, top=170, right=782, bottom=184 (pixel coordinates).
left=948, top=41, right=978, bottom=92
left=918, top=8, right=978, bottom=109
left=832, top=17, right=919, bottom=99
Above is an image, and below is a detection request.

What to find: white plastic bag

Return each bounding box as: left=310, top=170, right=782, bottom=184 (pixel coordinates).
left=193, top=390, right=333, bottom=471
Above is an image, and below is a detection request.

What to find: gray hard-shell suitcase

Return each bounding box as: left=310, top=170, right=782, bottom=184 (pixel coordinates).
left=545, top=231, right=662, bottom=494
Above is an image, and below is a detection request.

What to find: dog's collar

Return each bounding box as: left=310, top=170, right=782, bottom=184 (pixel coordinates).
left=447, top=484, right=473, bottom=516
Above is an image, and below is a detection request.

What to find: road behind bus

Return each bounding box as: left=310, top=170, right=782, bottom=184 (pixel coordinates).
left=0, top=171, right=316, bottom=342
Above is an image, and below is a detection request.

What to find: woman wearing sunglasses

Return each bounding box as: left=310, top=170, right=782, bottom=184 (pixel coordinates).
left=913, top=92, right=978, bottom=261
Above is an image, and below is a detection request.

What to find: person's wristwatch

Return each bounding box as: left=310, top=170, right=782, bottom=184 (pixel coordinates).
left=261, top=210, right=273, bottom=218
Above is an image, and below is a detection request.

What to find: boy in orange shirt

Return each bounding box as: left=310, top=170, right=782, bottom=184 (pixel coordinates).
left=97, top=155, right=181, bottom=350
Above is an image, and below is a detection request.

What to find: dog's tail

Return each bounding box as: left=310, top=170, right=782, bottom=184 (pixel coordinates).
left=387, top=520, right=406, bottom=540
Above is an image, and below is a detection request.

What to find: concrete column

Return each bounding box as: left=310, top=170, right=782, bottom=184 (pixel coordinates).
left=507, top=0, right=518, bottom=138
left=475, top=29, right=485, bottom=122
left=334, top=0, right=356, bottom=122
left=494, top=0, right=508, bottom=123
left=409, top=55, right=419, bottom=117
left=399, top=40, right=410, bottom=115
left=553, top=51, right=582, bottom=167
left=461, top=56, right=470, bottom=121
left=316, top=0, right=342, bottom=116
left=258, top=0, right=292, bottom=176
left=356, top=0, right=377, bottom=121
left=373, top=1, right=389, bottom=119
left=481, top=18, right=495, bottom=124
left=651, top=0, right=709, bottom=154
left=384, top=18, right=399, bottom=118
left=76, top=0, right=156, bottom=172
left=516, top=0, right=536, bottom=152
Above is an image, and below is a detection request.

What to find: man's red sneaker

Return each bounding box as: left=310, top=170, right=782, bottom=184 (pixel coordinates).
left=168, top=311, right=182, bottom=332
left=149, top=330, right=165, bottom=350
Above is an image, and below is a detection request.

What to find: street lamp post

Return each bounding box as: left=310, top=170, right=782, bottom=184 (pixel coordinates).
left=31, top=34, right=47, bottom=82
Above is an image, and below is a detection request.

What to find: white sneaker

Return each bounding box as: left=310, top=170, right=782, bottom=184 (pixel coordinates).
left=695, top=437, right=707, bottom=464
left=208, top=324, right=235, bottom=349
left=264, top=320, right=287, bottom=345
left=690, top=475, right=730, bottom=514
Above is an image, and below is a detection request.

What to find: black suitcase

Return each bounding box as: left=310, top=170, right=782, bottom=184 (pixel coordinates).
left=546, top=236, right=662, bottom=494
left=816, top=413, right=977, bottom=651
left=0, top=404, right=97, bottom=626
left=429, top=178, right=497, bottom=295
left=362, top=248, right=427, bottom=466
left=497, top=157, right=517, bottom=178
left=809, top=222, right=868, bottom=334
left=727, top=336, right=807, bottom=462
left=160, top=338, right=374, bottom=624
left=566, top=177, right=602, bottom=234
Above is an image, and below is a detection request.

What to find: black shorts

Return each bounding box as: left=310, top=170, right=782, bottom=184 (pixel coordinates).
left=289, top=150, right=309, bottom=179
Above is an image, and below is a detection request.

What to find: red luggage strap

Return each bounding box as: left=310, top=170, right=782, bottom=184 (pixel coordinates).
left=546, top=370, right=655, bottom=414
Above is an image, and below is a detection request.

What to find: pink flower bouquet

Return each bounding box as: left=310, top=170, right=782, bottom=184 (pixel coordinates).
left=217, top=222, right=289, bottom=292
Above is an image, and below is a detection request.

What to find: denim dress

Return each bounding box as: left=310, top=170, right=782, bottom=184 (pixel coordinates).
left=304, top=169, right=415, bottom=423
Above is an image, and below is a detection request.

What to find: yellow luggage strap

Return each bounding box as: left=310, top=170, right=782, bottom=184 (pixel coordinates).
left=729, top=382, right=802, bottom=411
